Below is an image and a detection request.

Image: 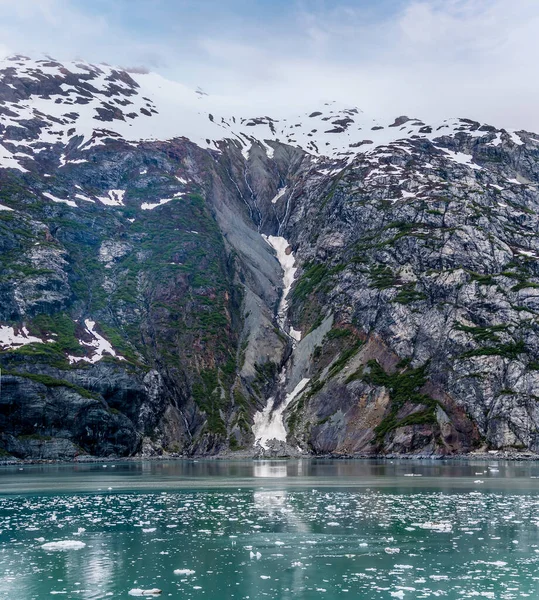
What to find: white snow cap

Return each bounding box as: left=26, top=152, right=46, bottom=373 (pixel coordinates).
left=0, top=55, right=526, bottom=173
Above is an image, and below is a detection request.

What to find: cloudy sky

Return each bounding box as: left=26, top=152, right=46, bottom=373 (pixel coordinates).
left=0, top=0, right=538, bottom=129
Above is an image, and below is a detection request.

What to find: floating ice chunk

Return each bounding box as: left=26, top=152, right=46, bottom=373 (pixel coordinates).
left=385, top=547, right=400, bottom=554
left=174, top=569, right=195, bottom=575
left=390, top=592, right=405, bottom=599
left=418, top=522, right=452, bottom=532
left=260, top=575, right=271, bottom=580
left=474, top=480, right=484, bottom=484
left=142, top=528, right=156, bottom=533
left=41, top=541, right=86, bottom=551
left=249, top=551, right=262, bottom=560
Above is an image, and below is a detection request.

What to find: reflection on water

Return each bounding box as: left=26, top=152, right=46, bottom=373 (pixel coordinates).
left=254, top=461, right=288, bottom=478
left=4, top=458, right=539, bottom=495
left=2, top=460, right=539, bottom=598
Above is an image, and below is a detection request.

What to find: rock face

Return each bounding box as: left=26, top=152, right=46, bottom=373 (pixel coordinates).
left=1, top=55, right=539, bottom=458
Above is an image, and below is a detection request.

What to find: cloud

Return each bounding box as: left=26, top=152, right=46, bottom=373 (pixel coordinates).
left=0, top=0, right=538, bottom=130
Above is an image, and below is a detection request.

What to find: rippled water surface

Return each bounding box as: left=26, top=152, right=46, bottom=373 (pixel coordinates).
left=2, top=459, right=539, bottom=599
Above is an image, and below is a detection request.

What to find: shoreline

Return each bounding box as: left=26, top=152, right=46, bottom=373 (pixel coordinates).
left=2, top=449, right=539, bottom=467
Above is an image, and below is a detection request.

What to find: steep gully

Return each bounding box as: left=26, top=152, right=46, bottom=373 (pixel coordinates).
left=252, top=234, right=310, bottom=451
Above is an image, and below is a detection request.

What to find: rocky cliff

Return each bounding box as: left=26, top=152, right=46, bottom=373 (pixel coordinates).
left=1, top=55, right=539, bottom=459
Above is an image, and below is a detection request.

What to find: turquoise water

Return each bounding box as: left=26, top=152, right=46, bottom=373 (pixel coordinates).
left=1, top=460, right=539, bottom=599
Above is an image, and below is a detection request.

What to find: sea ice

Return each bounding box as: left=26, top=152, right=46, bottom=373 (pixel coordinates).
left=173, top=569, right=195, bottom=575
left=41, top=541, right=86, bottom=551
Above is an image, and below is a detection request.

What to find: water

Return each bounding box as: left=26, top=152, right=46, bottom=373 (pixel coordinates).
left=1, top=459, right=539, bottom=599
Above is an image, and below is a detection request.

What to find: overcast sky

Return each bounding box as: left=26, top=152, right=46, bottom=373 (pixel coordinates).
left=0, top=0, right=538, bottom=130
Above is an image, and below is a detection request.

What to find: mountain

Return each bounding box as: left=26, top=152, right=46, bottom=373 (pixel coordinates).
left=1, top=54, right=539, bottom=460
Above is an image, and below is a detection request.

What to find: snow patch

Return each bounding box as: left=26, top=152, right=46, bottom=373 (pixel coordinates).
left=440, top=149, right=482, bottom=170
left=74, top=193, right=95, bottom=203
left=68, top=319, right=125, bottom=364
left=97, top=189, right=125, bottom=206
left=0, top=325, right=44, bottom=349
left=141, top=194, right=184, bottom=210
left=509, top=131, right=524, bottom=146
left=262, top=235, right=297, bottom=332
left=0, top=144, right=28, bottom=172
left=271, top=187, right=287, bottom=204
left=59, top=153, right=88, bottom=167
left=289, top=327, right=302, bottom=342
left=517, top=249, right=537, bottom=258
left=42, top=192, right=77, bottom=207
left=253, top=378, right=310, bottom=449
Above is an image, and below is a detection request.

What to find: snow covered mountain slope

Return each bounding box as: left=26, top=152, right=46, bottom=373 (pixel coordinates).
left=2, top=55, right=539, bottom=460
left=0, top=55, right=527, bottom=173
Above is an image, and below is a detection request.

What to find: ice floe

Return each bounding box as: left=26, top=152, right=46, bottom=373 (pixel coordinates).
left=41, top=540, right=86, bottom=551
left=173, top=568, right=195, bottom=575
